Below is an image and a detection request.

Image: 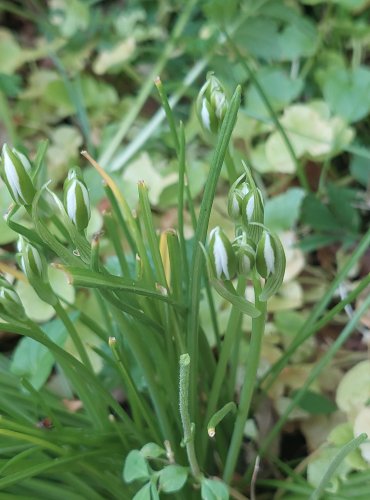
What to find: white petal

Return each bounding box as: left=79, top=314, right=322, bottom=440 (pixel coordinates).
left=29, top=246, right=44, bottom=276
left=66, top=180, right=77, bottom=223
left=246, top=195, right=255, bottom=221
left=264, top=233, right=275, bottom=274
left=3, top=148, right=23, bottom=202
left=214, top=91, right=225, bottom=119
left=201, top=98, right=211, bottom=131
left=213, top=231, right=229, bottom=279
left=80, top=183, right=90, bottom=218
left=13, top=149, right=31, bottom=172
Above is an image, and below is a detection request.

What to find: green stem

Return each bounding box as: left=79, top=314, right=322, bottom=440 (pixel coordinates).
left=187, top=86, right=241, bottom=416
left=201, top=278, right=245, bottom=463
left=225, top=147, right=238, bottom=183
left=223, top=277, right=267, bottom=484
left=109, top=337, right=161, bottom=442
left=178, top=123, right=190, bottom=286
left=53, top=301, right=93, bottom=372
left=179, top=354, right=201, bottom=480
left=114, top=311, right=176, bottom=446
left=103, top=211, right=130, bottom=276
left=104, top=185, right=137, bottom=256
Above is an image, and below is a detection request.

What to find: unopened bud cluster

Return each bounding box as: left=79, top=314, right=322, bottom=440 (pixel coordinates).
left=0, top=276, right=25, bottom=320
left=1, top=145, right=91, bottom=233
left=64, top=167, right=91, bottom=232
left=207, top=164, right=285, bottom=299
left=196, top=73, right=228, bottom=136
left=0, top=144, right=35, bottom=205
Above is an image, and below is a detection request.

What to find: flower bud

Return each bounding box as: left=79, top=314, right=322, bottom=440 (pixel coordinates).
left=228, top=173, right=251, bottom=221
left=208, top=227, right=236, bottom=280
left=18, top=237, right=48, bottom=283
left=228, top=189, right=243, bottom=220
left=1, top=144, right=35, bottom=205
left=256, top=230, right=286, bottom=301
left=0, top=280, right=26, bottom=319
left=256, top=231, right=276, bottom=278
left=196, top=73, right=228, bottom=136
left=241, top=189, right=264, bottom=243
left=64, top=167, right=91, bottom=232
left=18, top=237, right=57, bottom=305
left=235, top=239, right=256, bottom=276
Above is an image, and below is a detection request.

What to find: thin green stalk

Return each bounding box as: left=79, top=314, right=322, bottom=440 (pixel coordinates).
left=228, top=316, right=244, bottom=397
left=223, top=277, right=267, bottom=483
left=225, top=148, right=238, bottom=183
left=153, top=81, right=190, bottom=287
left=178, top=123, right=190, bottom=286
left=0, top=429, right=64, bottom=455
left=187, top=85, right=241, bottom=415
left=155, top=77, right=180, bottom=153
left=251, top=293, right=370, bottom=481
left=224, top=31, right=310, bottom=191
left=0, top=449, right=105, bottom=490
left=109, top=337, right=161, bottom=443
left=205, top=284, right=222, bottom=352
left=104, top=211, right=130, bottom=276
left=114, top=312, right=176, bottom=446
left=13, top=320, right=136, bottom=434
left=179, top=354, right=201, bottom=480
left=98, top=0, right=198, bottom=168
left=138, top=181, right=167, bottom=287
left=200, top=278, right=246, bottom=463
left=20, top=378, right=62, bottom=431
left=64, top=473, right=105, bottom=500
left=104, top=185, right=137, bottom=257
left=310, top=433, right=368, bottom=500
left=53, top=301, right=93, bottom=372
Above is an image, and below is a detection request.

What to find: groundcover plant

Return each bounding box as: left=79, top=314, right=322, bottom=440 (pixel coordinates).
left=2, top=1, right=370, bottom=499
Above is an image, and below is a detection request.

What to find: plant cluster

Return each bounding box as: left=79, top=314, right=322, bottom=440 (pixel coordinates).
left=1, top=1, right=370, bottom=499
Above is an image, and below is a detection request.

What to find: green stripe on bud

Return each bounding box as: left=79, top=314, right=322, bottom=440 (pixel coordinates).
left=235, top=240, right=256, bottom=276
left=0, top=281, right=26, bottom=319
left=228, top=173, right=250, bottom=220
left=64, top=167, right=91, bottom=231
left=241, top=189, right=264, bottom=243
left=208, top=227, right=236, bottom=280
left=256, top=230, right=286, bottom=301
left=18, top=237, right=57, bottom=305
left=256, top=231, right=275, bottom=278
left=0, top=275, right=26, bottom=319
left=196, top=73, right=228, bottom=136
left=228, top=189, right=243, bottom=220
left=1, top=144, right=35, bottom=205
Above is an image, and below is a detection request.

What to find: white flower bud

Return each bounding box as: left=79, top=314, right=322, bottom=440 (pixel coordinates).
left=1, top=144, right=35, bottom=205
left=208, top=227, right=236, bottom=280
left=64, top=168, right=91, bottom=231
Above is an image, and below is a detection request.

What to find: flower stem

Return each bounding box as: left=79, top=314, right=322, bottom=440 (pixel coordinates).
left=54, top=300, right=93, bottom=373
left=223, top=277, right=267, bottom=484
left=179, top=354, right=201, bottom=480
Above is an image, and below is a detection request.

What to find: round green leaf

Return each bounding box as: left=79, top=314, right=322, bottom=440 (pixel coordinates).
left=201, top=478, right=229, bottom=500
left=140, top=443, right=166, bottom=459
left=123, top=450, right=150, bottom=484
left=159, top=465, right=188, bottom=493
